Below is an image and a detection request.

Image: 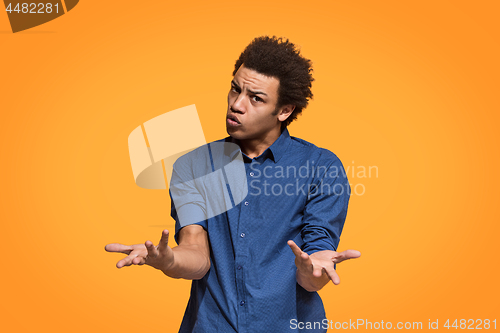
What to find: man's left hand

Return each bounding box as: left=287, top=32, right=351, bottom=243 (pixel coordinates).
left=287, top=240, right=361, bottom=291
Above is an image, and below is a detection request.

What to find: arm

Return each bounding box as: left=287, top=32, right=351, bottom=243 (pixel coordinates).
left=104, top=224, right=210, bottom=280
left=288, top=150, right=360, bottom=291
left=166, top=224, right=210, bottom=279
left=105, top=144, right=215, bottom=279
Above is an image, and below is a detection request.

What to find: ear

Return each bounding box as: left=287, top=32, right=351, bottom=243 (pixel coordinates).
left=277, top=105, right=295, bottom=122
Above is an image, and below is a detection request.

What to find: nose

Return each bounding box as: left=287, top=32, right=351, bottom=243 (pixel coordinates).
left=231, top=92, right=246, bottom=114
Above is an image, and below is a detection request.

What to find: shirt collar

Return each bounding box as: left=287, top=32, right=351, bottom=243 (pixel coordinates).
left=226, top=128, right=291, bottom=164
left=266, top=127, right=291, bottom=163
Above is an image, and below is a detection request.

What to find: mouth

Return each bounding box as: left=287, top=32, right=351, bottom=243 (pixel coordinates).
left=226, top=114, right=241, bottom=127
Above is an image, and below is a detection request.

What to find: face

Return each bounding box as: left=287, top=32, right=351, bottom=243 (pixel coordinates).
left=226, top=65, right=293, bottom=140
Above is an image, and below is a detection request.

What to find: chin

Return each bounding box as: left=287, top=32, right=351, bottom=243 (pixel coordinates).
left=226, top=127, right=245, bottom=140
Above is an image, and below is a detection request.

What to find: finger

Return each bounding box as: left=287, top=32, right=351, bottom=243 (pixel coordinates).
left=145, top=240, right=159, bottom=258
left=116, top=254, right=136, bottom=268
left=287, top=240, right=303, bottom=258
left=104, top=243, right=133, bottom=255
left=334, top=249, right=361, bottom=264
left=324, top=266, right=341, bottom=285
left=312, top=264, right=323, bottom=278
left=158, top=230, right=170, bottom=254
left=132, top=255, right=146, bottom=265
left=299, top=252, right=313, bottom=270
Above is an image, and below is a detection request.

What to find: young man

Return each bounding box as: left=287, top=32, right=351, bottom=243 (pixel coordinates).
left=105, top=36, right=360, bottom=332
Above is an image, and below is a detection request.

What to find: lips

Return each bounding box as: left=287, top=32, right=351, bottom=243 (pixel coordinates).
left=227, top=114, right=241, bottom=125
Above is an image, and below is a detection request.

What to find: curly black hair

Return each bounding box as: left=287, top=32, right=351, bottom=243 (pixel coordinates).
left=233, top=36, right=314, bottom=128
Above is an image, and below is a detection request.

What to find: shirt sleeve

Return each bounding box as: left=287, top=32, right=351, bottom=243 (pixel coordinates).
left=301, top=149, right=351, bottom=255
left=170, top=156, right=208, bottom=245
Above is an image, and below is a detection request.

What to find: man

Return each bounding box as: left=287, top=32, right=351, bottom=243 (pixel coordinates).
left=105, top=36, right=360, bottom=332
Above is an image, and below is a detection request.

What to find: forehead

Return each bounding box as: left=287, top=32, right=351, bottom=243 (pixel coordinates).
left=233, top=65, right=279, bottom=94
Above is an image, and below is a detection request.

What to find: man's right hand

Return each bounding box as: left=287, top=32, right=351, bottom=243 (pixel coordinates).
left=105, top=225, right=210, bottom=280
left=105, top=229, right=174, bottom=272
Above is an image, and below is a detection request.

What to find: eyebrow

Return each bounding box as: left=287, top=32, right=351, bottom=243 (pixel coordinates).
left=231, top=80, right=268, bottom=97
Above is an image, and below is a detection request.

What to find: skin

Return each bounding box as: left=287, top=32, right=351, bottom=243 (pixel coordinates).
left=105, top=64, right=361, bottom=291
left=226, top=65, right=294, bottom=158
left=105, top=226, right=210, bottom=280
left=288, top=240, right=361, bottom=292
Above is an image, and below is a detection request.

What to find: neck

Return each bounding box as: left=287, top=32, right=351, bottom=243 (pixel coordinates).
left=234, top=126, right=283, bottom=159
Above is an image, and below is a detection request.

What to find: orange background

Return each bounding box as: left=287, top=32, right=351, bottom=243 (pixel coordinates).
left=1, top=1, right=499, bottom=332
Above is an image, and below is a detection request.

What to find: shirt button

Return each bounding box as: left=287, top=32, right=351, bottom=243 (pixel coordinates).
left=237, top=265, right=242, bottom=270
left=240, top=301, right=246, bottom=306
left=244, top=201, right=249, bottom=206
left=249, top=172, right=254, bottom=177
left=240, top=233, right=246, bottom=238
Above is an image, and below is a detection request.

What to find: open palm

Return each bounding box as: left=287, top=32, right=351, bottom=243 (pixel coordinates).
left=288, top=240, right=360, bottom=285
left=105, top=230, right=174, bottom=271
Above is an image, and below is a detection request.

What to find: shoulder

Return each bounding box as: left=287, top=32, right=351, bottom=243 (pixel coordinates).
left=171, top=137, right=232, bottom=178
left=173, top=137, right=227, bottom=163
left=288, top=135, right=344, bottom=168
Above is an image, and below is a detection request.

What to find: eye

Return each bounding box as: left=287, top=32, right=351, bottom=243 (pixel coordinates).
left=252, top=96, right=263, bottom=103
left=231, top=85, right=240, bottom=93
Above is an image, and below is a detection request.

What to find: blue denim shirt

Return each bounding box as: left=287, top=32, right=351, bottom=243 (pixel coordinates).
left=171, top=128, right=350, bottom=333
